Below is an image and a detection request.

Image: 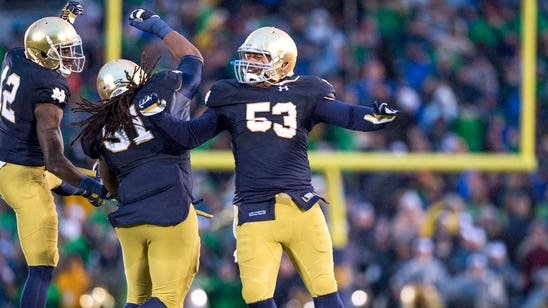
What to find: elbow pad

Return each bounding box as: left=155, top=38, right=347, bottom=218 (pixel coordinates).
left=176, top=55, right=204, bottom=99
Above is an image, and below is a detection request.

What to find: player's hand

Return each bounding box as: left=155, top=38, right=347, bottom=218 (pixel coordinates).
left=364, top=101, right=399, bottom=124
left=60, top=1, right=83, bottom=24
left=78, top=161, right=109, bottom=207
left=83, top=190, right=119, bottom=207
left=129, top=8, right=173, bottom=39
left=137, top=93, right=167, bottom=116
left=82, top=190, right=106, bottom=207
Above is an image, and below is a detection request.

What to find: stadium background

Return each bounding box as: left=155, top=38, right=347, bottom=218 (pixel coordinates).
left=0, top=0, right=547, bottom=307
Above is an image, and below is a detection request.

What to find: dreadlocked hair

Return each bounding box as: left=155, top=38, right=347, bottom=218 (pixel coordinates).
left=72, top=54, right=160, bottom=147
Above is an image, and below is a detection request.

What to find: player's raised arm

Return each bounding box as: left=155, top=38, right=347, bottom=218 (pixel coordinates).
left=128, top=8, right=203, bottom=103
left=129, top=8, right=202, bottom=60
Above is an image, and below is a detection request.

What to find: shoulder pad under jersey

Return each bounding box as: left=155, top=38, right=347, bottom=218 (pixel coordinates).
left=148, top=70, right=183, bottom=92
left=204, top=79, right=242, bottom=107
left=300, top=75, right=336, bottom=100
left=7, top=48, right=70, bottom=108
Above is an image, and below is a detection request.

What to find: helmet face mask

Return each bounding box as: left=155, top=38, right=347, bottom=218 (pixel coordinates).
left=24, top=17, right=85, bottom=77
left=233, top=27, right=297, bottom=86
left=48, top=36, right=85, bottom=76
left=235, top=51, right=276, bottom=84
left=96, top=59, right=146, bottom=100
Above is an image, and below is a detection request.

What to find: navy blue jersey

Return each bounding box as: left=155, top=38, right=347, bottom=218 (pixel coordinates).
left=205, top=76, right=334, bottom=209
left=82, top=57, right=202, bottom=228
left=148, top=75, right=388, bottom=223
left=0, top=48, right=70, bottom=166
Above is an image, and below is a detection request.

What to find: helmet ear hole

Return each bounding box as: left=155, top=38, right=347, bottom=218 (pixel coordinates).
left=40, top=51, right=47, bottom=58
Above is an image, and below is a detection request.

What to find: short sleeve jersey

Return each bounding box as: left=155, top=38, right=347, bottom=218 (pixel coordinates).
left=0, top=48, right=70, bottom=166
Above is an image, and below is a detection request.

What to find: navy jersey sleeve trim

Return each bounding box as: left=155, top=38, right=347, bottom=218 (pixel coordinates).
left=34, top=100, right=66, bottom=110
left=313, top=99, right=388, bottom=131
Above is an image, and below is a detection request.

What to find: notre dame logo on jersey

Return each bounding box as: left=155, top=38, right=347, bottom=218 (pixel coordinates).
left=51, top=88, right=66, bottom=103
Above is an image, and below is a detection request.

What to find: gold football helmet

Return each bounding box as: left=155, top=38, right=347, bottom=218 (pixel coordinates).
left=96, top=59, right=146, bottom=100
left=233, top=27, right=297, bottom=85
left=24, top=16, right=85, bottom=77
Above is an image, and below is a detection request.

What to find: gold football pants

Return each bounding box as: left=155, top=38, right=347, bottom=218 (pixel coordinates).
left=235, top=193, right=338, bottom=304
left=0, top=163, right=59, bottom=266
left=116, top=205, right=200, bottom=308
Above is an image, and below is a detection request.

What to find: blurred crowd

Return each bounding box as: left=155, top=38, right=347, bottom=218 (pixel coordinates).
left=1, top=0, right=548, bottom=307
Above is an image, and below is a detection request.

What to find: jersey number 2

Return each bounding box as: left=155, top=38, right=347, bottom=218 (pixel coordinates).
left=0, top=65, right=20, bottom=123
left=246, top=102, right=297, bottom=138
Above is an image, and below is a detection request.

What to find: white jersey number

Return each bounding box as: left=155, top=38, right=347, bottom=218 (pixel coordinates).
left=0, top=65, right=20, bottom=123
left=246, top=102, right=297, bottom=138
left=103, top=105, right=155, bottom=152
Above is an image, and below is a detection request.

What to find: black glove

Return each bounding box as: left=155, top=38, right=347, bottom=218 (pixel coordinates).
left=136, top=93, right=166, bottom=116
left=60, top=1, right=83, bottom=24
left=129, top=8, right=172, bottom=39
left=364, top=101, right=399, bottom=124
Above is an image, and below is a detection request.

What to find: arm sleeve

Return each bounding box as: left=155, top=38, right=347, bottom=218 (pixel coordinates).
left=148, top=108, right=221, bottom=149
left=174, top=55, right=203, bottom=99
left=51, top=182, right=85, bottom=196
left=313, top=99, right=389, bottom=132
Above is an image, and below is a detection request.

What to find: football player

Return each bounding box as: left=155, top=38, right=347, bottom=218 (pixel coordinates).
left=0, top=15, right=107, bottom=307
left=136, top=26, right=399, bottom=307
left=74, top=8, right=204, bottom=308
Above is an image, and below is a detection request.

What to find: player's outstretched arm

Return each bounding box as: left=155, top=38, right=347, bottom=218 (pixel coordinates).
left=365, top=101, right=399, bottom=125
left=314, top=99, right=399, bottom=132
left=136, top=93, right=220, bottom=149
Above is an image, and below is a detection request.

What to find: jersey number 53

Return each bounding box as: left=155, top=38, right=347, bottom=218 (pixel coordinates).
left=246, top=102, right=297, bottom=139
